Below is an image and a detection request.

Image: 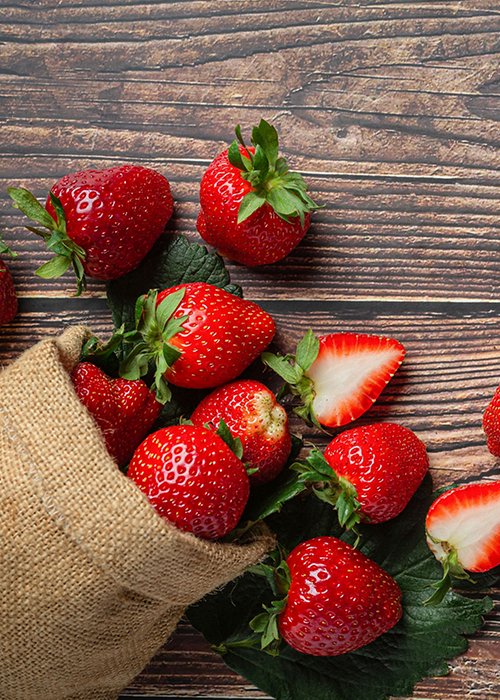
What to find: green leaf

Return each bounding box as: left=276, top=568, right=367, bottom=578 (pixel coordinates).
left=228, top=140, right=246, bottom=171
left=261, top=352, right=302, bottom=385
left=295, top=330, right=320, bottom=372
left=0, top=235, right=17, bottom=258
left=155, top=288, right=185, bottom=331
left=35, top=255, right=71, bottom=279
left=188, top=476, right=495, bottom=700
left=216, top=419, right=244, bottom=460
left=7, top=187, right=56, bottom=230
left=266, top=187, right=305, bottom=222
left=237, top=191, right=267, bottom=224
left=48, top=192, right=67, bottom=233
left=251, top=119, right=279, bottom=168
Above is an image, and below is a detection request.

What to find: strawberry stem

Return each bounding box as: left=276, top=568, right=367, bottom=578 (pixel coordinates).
left=425, top=544, right=476, bottom=606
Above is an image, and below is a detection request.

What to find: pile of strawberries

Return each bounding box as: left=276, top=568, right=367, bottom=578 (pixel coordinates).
left=1, top=119, right=499, bottom=660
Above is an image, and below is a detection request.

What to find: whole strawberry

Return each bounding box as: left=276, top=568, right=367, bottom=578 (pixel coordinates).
left=128, top=425, right=250, bottom=539
left=8, top=164, right=174, bottom=293
left=119, top=282, right=275, bottom=401
left=191, top=379, right=292, bottom=485
left=483, top=385, right=500, bottom=458
left=197, top=120, right=319, bottom=266
left=71, top=362, right=161, bottom=467
left=425, top=480, right=500, bottom=603
left=251, top=537, right=402, bottom=656
left=0, top=238, right=17, bottom=325
left=263, top=330, right=405, bottom=428
left=294, top=423, right=429, bottom=529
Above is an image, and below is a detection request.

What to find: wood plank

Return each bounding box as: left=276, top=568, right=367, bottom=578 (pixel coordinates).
left=1, top=167, right=499, bottom=301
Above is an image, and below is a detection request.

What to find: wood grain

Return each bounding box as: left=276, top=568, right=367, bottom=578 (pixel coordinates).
left=1, top=1, right=499, bottom=698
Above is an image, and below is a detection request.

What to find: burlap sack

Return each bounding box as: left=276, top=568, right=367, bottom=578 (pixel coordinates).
left=0, top=326, right=274, bottom=700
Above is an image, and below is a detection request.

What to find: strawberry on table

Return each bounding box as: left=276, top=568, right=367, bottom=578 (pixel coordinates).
left=483, top=385, right=500, bottom=458
left=197, top=119, right=320, bottom=266
left=262, top=329, right=406, bottom=428
left=71, top=362, right=161, bottom=467
left=250, top=536, right=402, bottom=656
left=425, top=480, right=500, bottom=603
left=127, top=424, right=250, bottom=540
left=191, top=379, right=292, bottom=485
left=0, top=238, right=17, bottom=326
left=295, top=422, right=429, bottom=529
left=8, top=164, right=174, bottom=294
left=119, top=282, right=276, bottom=402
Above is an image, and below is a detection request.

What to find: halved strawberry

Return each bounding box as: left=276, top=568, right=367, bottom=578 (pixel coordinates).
left=425, top=480, right=500, bottom=603
left=262, top=330, right=405, bottom=428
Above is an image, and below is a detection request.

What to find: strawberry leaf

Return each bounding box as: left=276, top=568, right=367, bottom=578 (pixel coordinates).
left=237, top=192, right=266, bottom=224
left=7, top=187, right=56, bottom=230
left=188, top=476, right=495, bottom=700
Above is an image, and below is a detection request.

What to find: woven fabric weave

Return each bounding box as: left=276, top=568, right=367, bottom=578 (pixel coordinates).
left=0, top=327, right=274, bottom=700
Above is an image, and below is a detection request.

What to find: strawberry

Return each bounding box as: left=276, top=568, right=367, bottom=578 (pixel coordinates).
left=197, top=119, right=320, bottom=266
left=71, top=362, right=161, bottom=467
left=425, top=480, right=500, bottom=603
left=295, top=423, right=429, bottom=529
left=0, top=238, right=17, bottom=326
left=250, top=537, right=402, bottom=656
left=191, top=379, right=292, bottom=485
left=8, top=164, right=174, bottom=293
left=119, top=282, right=275, bottom=402
left=127, top=424, right=250, bottom=539
left=483, top=385, right=500, bottom=458
left=263, top=329, right=405, bottom=428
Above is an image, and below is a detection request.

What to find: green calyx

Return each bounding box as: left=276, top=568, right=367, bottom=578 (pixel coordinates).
left=0, top=233, right=17, bottom=259
left=7, top=187, right=87, bottom=295
left=262, top=329, right=321, bottom=427
left=117, top=288, right=188, bottom=404
left=292, top=448, right=362, bottom=534
left=227, top=119, right=321, bottom=225
left=424, top=539, right=475, bottom=606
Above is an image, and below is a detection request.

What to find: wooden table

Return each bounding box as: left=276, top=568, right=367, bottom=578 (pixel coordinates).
left=1, top=2, right=499, bottom=698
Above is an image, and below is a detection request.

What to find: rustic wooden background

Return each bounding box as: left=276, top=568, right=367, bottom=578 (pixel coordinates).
left=1, top=1, right=499, bottom=698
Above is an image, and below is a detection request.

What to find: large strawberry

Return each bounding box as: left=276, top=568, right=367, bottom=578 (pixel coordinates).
left=71, top=362, right=161, bottom=467
left=263, top=330, right=405, bottom=428
left=197, top=119, right=320, bottom=266
left=127, top=424, right=250, bottom=539
left=483, top=385, right=500, bottom=458
left=119, top=282, right=275, bottom=402
left=250, top=537, right=402, bottom=656
left=0, top=238, right=17, bottom=326
left=425, top=480, right=500, bottom=603
left=8, top=164, right=174, bottom=294
left=294, top=423, right=429, bottom=529
left=191, top=379, right=292, bottom=485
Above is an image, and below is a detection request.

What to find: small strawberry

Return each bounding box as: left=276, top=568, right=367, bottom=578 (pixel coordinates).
left=250, top=537, right=402, bottom=656
left=197, top=119, right=320, bottom=266
left=71, top=362, right=161, bottom=467
left=8, top=164, right=174, bottom=293
left=127, top=424, right=250, bottom=539
left=191, top=379, right=292, bottom=485
left=263, top=329, right=405, bottom=428
left=0, top=237, right=17, bottom=326
left=483, top=385, right=500, bottom=458
left=425, top=480, right=500, bottom=603
left=119, top=282, right=275, bottom=401
left=295, top=423, right=429, bottom=529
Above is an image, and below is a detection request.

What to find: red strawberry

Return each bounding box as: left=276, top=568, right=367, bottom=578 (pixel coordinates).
left=191, top=379, right=292, bottom=485
left=296, top=423, right=429, bottom=528
left=197, top=120, right=319, bottom=266
left=8, top=164, right=174, bottom=293
left=0, top=238, right=18, bottom=325
left=483, top=385, right=500, bottom=458
left=120, top=282, right=275, bottom=401
left=128, top=424, right=250, bottom=540
left=251, top=536, right=402, bottom=656
left=71, top=362, right=161, bottom=467
left=263, top=330, right=405, bottom=428
left=425, top=480, right=500, bottom=603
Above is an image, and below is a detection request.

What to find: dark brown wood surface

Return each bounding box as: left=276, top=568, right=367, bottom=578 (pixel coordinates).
left=1, top=1, right=499, bottom=698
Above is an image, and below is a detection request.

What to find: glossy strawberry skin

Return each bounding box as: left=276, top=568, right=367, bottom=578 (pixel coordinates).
left=156, top=282, right=275, bottom=389
left=483, top=385, right=500, bottom=458
left=197, top=147, right=310, bottom=266
left=0, top=260, right=17, bottom=325
left=324, top=423, right=429, bottom=524
left=279, top=536, right=402, bottom=656
left=71, top=362, right=161, bottom=467
left=127, top=425, right=250, bottom=540
left=46, top=165, right=174, bottom=280
left=191, top=379, right=292, bottom=485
